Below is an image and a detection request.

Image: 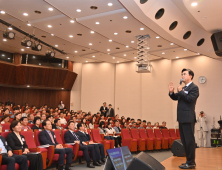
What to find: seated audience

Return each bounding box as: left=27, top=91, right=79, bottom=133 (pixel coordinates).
left=160, top=121, right=167, bottom=130
left=41, top=113, right=46, bottom=123
left=113, top=120, right=121, bottom=134
left=138, top=123, right=145, bottom=129
left=59, top=112, right=67, bottom=124
left=20, top=117, right=31, bottom=130
left=35, top=111, right=41, bottom=117
left=47, top=115, right=56, bottom=129
left=6, top=121, right=43, bottom=170
left=153, top=122, right=159, bottom=129
left=13, top=107, right=20, bottom=114
left=121, top=118, right=126, bottom=126
left=98, top=115, right=105, bottom=124
left=54, top=119, right=63, bottom=133
left=76, top=114, right=81, bottom=121
left=105, top=123, right=121, bottom=147
left=28, top=113, right=34, bottom=124
left=1, top=114, right=10, bottom=124
left=142, top=120, right=146, bottom=126
left=32, top=117, right=42, bottom=131
left=76, top=122, right=105, bottom=164
left=81, top=118, right=89, bottom=129
left=89, top=117, right=95, bottom=129
left=131, top=122, right=137, bottom=129
left=13, top=112, right=22, bottom=121
left=126, top=117, right=131, bottom=124
left=114, top=114, right=119, bottom=121
left=98, top=121, right=114, bottom=140
left=21, top=108, right=29, bottom=117
left=64, top=121, right=100, bottom=168
left=146, top=122, right=152, bottom=129
left=39, top=120, right=73, bottom=170
left=136, top=119, right=141, bottom=125
left=129, top=119, right=134, bottom=125
left=123, top=122, right=131, bottom=132
left=0, top=124, right=28, bottom=170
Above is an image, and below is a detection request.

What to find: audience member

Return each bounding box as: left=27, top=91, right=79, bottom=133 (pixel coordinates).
left=153, top=122, right=159, bottom=129
left=1, top=114, right=10, bottom=124
left=81, top=118, right=88, bottom=129
left=146, top=122, right=152, bottom=129
left=55, top=119, right=63, bottom=133
left=105, top=123, right=121, bottom=147
left=32, top=116, right=42, bottom=131
left=138, top=123, right=144, bottom=129
left=89, top=118, right=95, bottom=129
left=160, top=121, right=167, bottom=130
left=131, top=122, right=137, bottom=129
left=41, top=113, right=46, bottom=123
left=27, top=113, right=34, bottom=124
left=47, top=115, right=56, bottom=129
left=99, top=102, right=108, bottom=117
left=13, top=112, right=22, bottom=121
left=98, top=121, right=114, bottom=140
left=107, top=104, right=115, bottom=117
left=20, top=117, right=31, bottom=130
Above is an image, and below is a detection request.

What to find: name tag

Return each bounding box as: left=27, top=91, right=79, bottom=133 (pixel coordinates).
left=5, top=142, right=7, bottom=145
left=22, top=138, right=25, bottom=142
left=184, top=91, right=188, bottom=94
left=54, top=135, right=56, bottom=138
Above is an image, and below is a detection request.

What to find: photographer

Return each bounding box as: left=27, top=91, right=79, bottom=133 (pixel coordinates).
left=197, top=111, right=208, bottom=147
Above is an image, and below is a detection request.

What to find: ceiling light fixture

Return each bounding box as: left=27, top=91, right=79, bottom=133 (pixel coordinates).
left=147, top=47, right=150, bottom=49
left=27, top=85, right=30, bottom=87
left=123, top=16, right=128, bottom=19
left=92, top=56, right=95, bottom=57
left=3, top=31, right=15, bottom=39
left=48, top=8, right=53, bottom=11
left=55, top=45, right=58, bottom=47
left=117, top=61, right=119, bottom=63
left=131, top=41, right=134, bottom=43
left=74, top=51, right=78, bottom=53
left=184, top=49, right=187, bottom=51
left=108, top=3, right=113, bottom=6
left=33, top=56, right=35, bottom=58
left=51, top=34, right=54, bottom=36
left=39, top=63, right=41, bottom=65
left=86, top=61, right=88, bottom=62
left=95, top=22, right=100, bottom=24
left=114, top=33, right=118, bottom=35
left=27, top=23, right=31, bottom=26
left=66, top=57, right=69, bottom=59
left=107, top=49, right=110, bottom=51
left=48, top=25, right=52, bottom=28
left=7, top=58, right=10, bottom=60
left=191, top=2, right=198, bottom=6
left=134, top=57, right=137, bottom=59
left=140, top=28, right=144, bottom=30
left=176, top=57, right=179, bottom=58
left=8, top=27, right=12, bottom=30
left=69, top=35, right=73, bottom=38
left=89, top=43, right=92, bottom=45
left=21, top=39, right=32, bottom=47
left=197, top=53, right=200, bottom=55
left=113, top=57, right=115, bottom=59
left=126, top=46, right=129, bottom=48
left=70, top=20, right=75, bottom=23
left=31, top=42, right=42, bottom=51
left=156, top=36, right=160, bottom=38
left=23, top=13, right=28, bottom=16
left=76, top=9, right=81, bottom=12
left=2, top=54, right=5, bottom=56
left=91, top=31, right=94, bottom=34
left=162, top=52, right=165, bottom=54
left=170, top=43, right=174, bottom=45
left=124, top=54, right=126, bottom=56
left=61, top=88, right=64, bottom=90
left=21, top=49, right=24, bottom=51
left=109, top=39, right=112, bottom=42
left=0, top=11, right=5, bottom=14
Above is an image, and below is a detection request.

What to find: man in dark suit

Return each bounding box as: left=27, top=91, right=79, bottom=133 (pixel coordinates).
left=107, top=104, right=115, bottom=117
left=64, top=121, right=101, bottom=168
left=39, top=120, right=73, bottom=170
left=0, top=125, right=28, bottom=170
left=76, top=122, right=105, bottom=164
left=99, top=102, right=108, bottom=117
left=169, top=68, right=199, bottom=169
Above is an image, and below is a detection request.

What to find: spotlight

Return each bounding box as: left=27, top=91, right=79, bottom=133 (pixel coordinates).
left=21, top=39, right=32, bottom=47
left=32, top=42, right=42, bottom=51
left=3, top=31, right=15, bottom=39
left=46, top=50, right=55, bottom=57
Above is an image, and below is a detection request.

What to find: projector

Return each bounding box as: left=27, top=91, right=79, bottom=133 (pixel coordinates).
left=136, top=63, right=151, bottom=73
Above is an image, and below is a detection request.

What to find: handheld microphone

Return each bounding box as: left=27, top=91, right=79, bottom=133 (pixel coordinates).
left=179, top=79, right=183, bottom=85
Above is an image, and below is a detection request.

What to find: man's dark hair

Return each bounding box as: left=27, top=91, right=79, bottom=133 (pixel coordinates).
left=54, top=118, right=60, bottom=124
left=59, top=112, right=64, bottom=115
left=3, top=108, right=9, bottom=112
left=133, top=122, right=136, bottom=124
left=42, top=120, right=50, bottom=129
left=143, top=120, right=146, bottom=123
left=13, top=107, right=19, bottom=111
left=33, top=116, right=41, bottom=124
left=137, top=119, right=141, bottom=121
left=182, top=68, right=194, bottom=80
left=24, top=108, right=29, bottom=111
left=131, top=118, right=134, bottom=121
left=46, top=115, right=53, bottom=119
left=77, top=122, right=84, bottom=129
left=20, top=117, right=28, bottom=122
left=27, top=113, right=33, bottom=118
left=67, top=121, right=74, bottom=127
left=10, top=120, right=20, bottom=131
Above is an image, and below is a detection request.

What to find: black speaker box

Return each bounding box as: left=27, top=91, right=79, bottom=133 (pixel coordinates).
left=171, top=139, right=185, bottom=157
left=211, top=31, right=222, bottom=56
left=127, top=152, right=165, bottom=170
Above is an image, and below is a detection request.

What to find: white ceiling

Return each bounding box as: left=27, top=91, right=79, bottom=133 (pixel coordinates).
left=0, top=0, right=216, bottom=63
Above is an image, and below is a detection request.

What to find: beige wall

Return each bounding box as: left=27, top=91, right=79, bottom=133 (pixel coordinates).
left=71, top=56, right=222, bottom=147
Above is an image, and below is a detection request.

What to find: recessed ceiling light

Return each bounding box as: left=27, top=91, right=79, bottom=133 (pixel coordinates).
left=114, top=33, right=118, bottom=35
left=61, top=88, right=64, bottom=90
left=134, top=57, right=137, bottom=59
left=113, top=57, right=115, bottom=59
left=176, top=57, right=179, bottom=58
left=92, top=56, right=95, bottom=57
left=162, top=52, right=165, bottom=54
left=2, top=54, right=5, bottom=56
left=55, top=45, right=58, bottom=47
left=191, top=2, right=198, bottom=6
left=48, top=8, right=53, bottom=11
left=91, top=31, right=94, bottom=34
left=74, top=51, right=78, bottom=53
left=109, top=39, right=112, bottom=42
left=197, top=53, right=200, bottom=55
left=108, top=3, right=113, bottom=6
left=95, top=22, right=100, bottom=24
left=126, top=46, right=129, bottom=48
left=131, top=41, right=134, bottom=43
left=124, top=54, right=126, bottom=56
left=147, top=47, right=150, bottom=49
left=51, top=34, right=54, bottom=36
left=26, top=47, right=29, bottom=48
left=7, top=58, right=10, bottom=60
left=66, top=56, right=69, bottom=59
left=27, top=23, right=31, bottom=26
left=89, top=43, right=92, bottom=45
left=117, top=61, right=119, bottom=63
left=76, top=9, right=81, bottom=12
left=86, top=61, right=88, bottom=62
left=21, top=49, right=24, bottom=51
left=184, top=49, right=187, bottom=51
left=107, top=49, right=110, bottom=51
left=170, top=43, right=174, bottom=45
left=39, top=63, right=41, bottom=65
left=156, top=36, right=160, bottom=38
left=8, top=27, right=12, bottom=30
left=123, top=16, right=128, bottom=19
left=59, top=64, right=61, bottom=65
left=23, top=13, right=28, bottom=16
left=108, top=53, right=110, bottom=55
left=69, top=35, right=73, bottom=38
left=3, top=39, right=7, bottom=41
left=0, top=11, right=5, bottom=14
left=48, top=25, right=52, bottom=28
left=33, top=56, right=35, bottom=58
left=70, top=20, right=75, bottom=23
left=27, top=85, right=30, bottom=87
left=140, top=28, right=144, bottom=30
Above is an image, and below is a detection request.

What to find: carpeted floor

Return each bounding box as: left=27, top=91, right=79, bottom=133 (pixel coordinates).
left=48, top=150, right=173, bottom=170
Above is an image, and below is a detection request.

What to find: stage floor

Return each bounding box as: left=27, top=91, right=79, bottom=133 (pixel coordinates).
left=161, top=147, right=222, bottom=170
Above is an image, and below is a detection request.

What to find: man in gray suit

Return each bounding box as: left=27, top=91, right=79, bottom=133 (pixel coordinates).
left=196, top=111, right=208, bottom=147
left=169, top=68, right=199, bottom=169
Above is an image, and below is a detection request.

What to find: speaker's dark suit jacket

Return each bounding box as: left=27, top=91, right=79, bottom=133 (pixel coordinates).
left=107, top=108, right=115, bottom=117
left=100, top=106, right=108, bottom=116
left=169, top=82, right=199, bottom=165
left=169, top=82, right=199, bottom=123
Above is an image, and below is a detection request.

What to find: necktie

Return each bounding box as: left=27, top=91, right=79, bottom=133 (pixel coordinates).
left=49, top=131, right=55, bottom=144
left=117, top=127, right=121, bottom=132
left=73, top=132, right=80, bottom=141
left=183, top=86, right=187, bottom=91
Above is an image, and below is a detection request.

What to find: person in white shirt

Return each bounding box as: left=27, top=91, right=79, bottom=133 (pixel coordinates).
left=58, top=101, right=65, bottom=110
left=197, top=111, right=208, bottom=147
left=153, top=122, right=159, bottom=129
left=89, top=118, right=95, bottom=129
left=105, top=123, right=121, bottom=147
left=146, top=122, right=153, bottom=129
left=59, top=112, right=67, bottom=125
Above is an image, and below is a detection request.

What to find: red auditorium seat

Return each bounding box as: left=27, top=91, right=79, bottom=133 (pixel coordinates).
left=138, top=129, right=154, bottom=151
left=130, top=129, right=146, bottom=151
left=2, top=124, right=10, bottom=132
left=154, top=129, right=168, bottom=149
left=161, top=129, right=175, bottom=148
left=169, top=129, right=180, bottom=140
left=20, top=130, right=47, bottom=169
left=146, top=129, right=161, bottom=150
left=61, top=129, right=80, bottom=162
left=176, top=129, right=180, bottom=138
left=27, top=124, right=35, bottom=129
left=91, top=129, right=114, bottom=155
left=94, top=124, right=99, bottom=129
left=121, top=129, right=137, bottom=152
